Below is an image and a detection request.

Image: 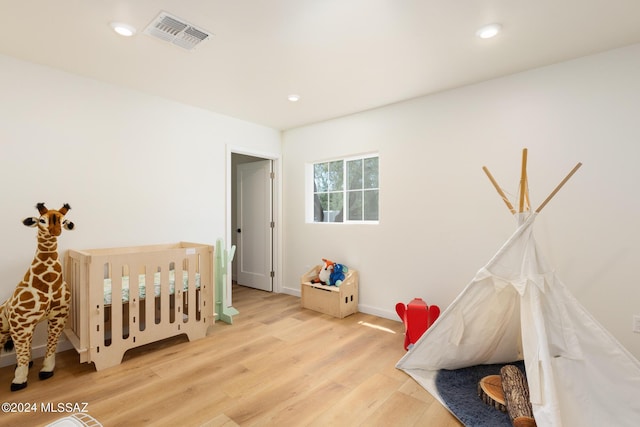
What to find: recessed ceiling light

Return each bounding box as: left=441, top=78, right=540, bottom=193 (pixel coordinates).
left=110, top=22, right=137, bottom=37
left=288, top=94, right=301, bottom=102
left=476, top=23, right=501, bottom=39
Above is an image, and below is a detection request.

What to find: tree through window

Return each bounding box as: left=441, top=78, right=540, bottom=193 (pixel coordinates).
left=312, top=154, right=378, bottom=223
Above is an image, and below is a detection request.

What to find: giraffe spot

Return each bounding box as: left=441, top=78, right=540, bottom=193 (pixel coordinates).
left=52, top=287, right=66, bottom=299
left=43, top=272, right=59, bottom=283
left=33, top=281, right=52, bottom=293
left=16, top=294, right=36, bottom=310
left=18, top=292, right=35, bottom=303
left=33, top=264, right=48, bottom=275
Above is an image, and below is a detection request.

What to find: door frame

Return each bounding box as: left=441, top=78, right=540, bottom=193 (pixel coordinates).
left=226, top=145, right=282, bottom=304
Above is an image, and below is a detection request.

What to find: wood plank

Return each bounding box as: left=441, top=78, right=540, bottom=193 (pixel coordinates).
left=361, top=391, right=430, bottom=427
left=0, top=284, right=461, bottom=427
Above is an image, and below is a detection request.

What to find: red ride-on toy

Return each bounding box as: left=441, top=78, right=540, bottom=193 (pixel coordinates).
left=395, top=298, right=440, bottom=350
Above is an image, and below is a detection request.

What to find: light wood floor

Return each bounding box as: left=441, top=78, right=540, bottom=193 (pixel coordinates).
left=0, top=285, right=462, bottom=427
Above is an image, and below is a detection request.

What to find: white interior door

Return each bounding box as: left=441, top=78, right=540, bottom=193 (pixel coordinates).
left=236, top=160, right=273, bottom=291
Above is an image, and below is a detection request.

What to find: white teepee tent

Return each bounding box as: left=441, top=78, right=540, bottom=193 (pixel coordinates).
left=396, top=150, right=640, bottom=426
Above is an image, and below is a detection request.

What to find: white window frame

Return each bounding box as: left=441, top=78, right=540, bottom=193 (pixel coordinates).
left=306, top=153, right=379, bottom=224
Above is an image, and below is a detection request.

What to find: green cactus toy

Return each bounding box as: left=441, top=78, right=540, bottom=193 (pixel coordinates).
left=215, top=238, right=239, bottom=324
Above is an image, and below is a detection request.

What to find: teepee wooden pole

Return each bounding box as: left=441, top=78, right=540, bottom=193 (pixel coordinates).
left=535, top=162, right=583, bottom=213
left=482, top=166, right=516, bottom=214
left=519, top=148, right=528, bottom=213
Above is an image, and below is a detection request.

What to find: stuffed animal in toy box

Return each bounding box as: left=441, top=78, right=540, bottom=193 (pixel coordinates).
left=311, top=258, right=334, bottom=285
left=329, top=263, right=348, bottom=287
left=311, top=258, right=348, bottom=286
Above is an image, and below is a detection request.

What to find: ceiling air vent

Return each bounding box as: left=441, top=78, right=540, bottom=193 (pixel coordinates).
left=144, top=11, right=211, bottom=51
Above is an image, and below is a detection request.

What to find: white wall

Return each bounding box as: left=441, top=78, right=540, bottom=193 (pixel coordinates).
left=282, top=43, right=640, bottom=359
left=0, top=54, right=280, bottom=364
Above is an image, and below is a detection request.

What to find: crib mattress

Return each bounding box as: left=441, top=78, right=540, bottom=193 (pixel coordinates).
left=103, top=270, right=201, bottom=304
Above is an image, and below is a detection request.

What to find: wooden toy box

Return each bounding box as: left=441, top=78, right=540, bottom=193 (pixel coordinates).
left=300, top=265, right=358, bottom=318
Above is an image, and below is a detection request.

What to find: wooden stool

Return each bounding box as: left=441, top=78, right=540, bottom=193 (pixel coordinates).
left=478, top=374, right=507, bottom=412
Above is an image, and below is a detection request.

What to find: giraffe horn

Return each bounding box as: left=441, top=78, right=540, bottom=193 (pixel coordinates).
left=59, top=203, right=71, bottom=215
left=36, top=202, right=48, bottom=214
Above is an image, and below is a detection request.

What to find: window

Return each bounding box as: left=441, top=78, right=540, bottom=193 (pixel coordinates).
left=311, top=154, right=379, bottom=223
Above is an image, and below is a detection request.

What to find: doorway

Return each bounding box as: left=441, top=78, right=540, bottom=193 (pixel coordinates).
left=231, top=153, right=274, bottom=293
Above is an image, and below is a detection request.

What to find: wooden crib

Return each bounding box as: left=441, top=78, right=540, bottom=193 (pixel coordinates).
left=63, top=242, right=214, bottom=371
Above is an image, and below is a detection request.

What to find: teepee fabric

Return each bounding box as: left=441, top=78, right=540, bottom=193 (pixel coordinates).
left=396, top=212, right=640, bottom=426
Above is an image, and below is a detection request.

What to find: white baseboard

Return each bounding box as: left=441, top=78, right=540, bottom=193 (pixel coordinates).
left=280, top=286, right=301, bottom=298
left=357, top=303, right=399, bottom=322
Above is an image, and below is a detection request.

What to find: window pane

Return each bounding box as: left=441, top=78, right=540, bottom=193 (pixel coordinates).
left=316, top=193, right=328, bottom=222
left=348, top=191, right=362, bottom=221
left=328, top=191, right=344, bottom=222
left=314, top=192, right=326, bottom=222
left=347, top=159, right=363, bottom=190
left=314, top=163, right=329, bottom=192
left=364, top=190, right=379, bottom=221
left=328, top=161, right=343, bottom=191
left=364, top=157, right=378, bottom=189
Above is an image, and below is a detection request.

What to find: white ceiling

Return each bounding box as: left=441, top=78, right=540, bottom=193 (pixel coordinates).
left=2, top=1, right=640, bottom=130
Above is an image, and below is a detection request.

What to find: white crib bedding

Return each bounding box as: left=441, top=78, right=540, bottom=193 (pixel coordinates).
left=103, top=270, right=201, bottom=305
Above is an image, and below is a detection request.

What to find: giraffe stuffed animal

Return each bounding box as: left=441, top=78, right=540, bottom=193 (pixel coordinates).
left=0, top=203, right=74, bottom=391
